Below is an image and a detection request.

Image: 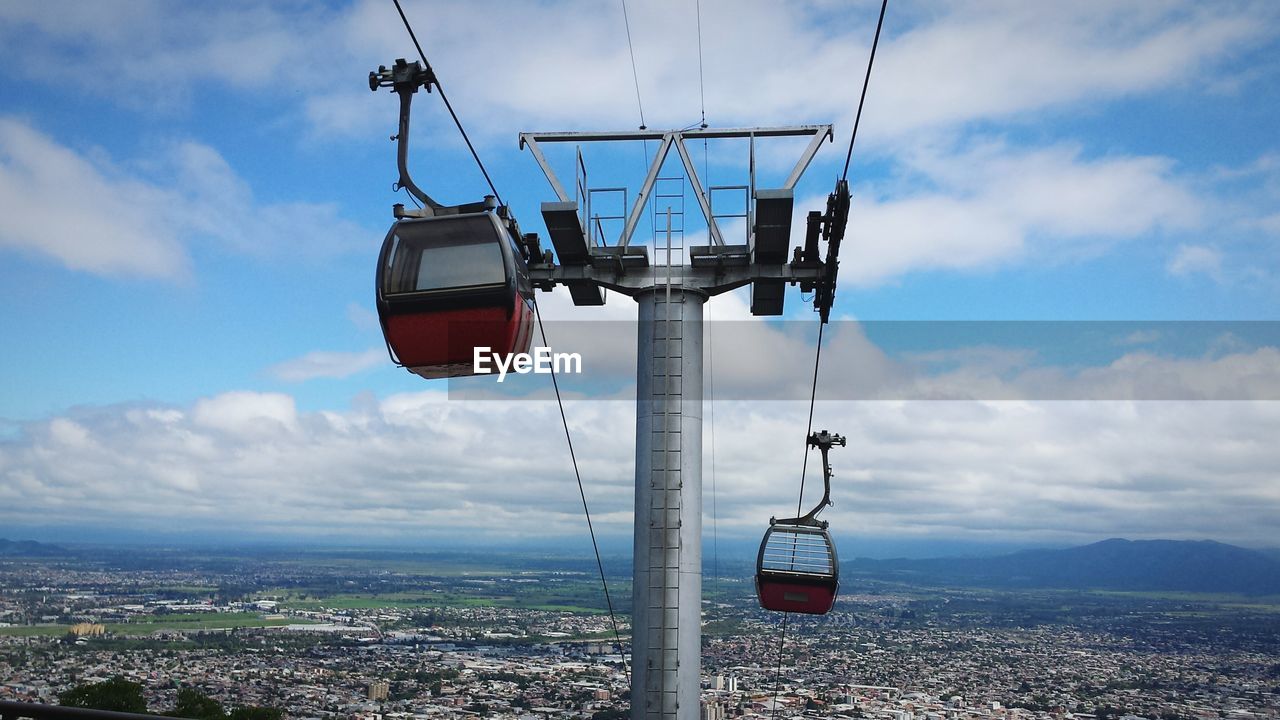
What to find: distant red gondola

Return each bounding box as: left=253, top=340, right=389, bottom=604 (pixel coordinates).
left=756, top=430, right=846, bottom=615
left=376, top=212, right=535, bottom=379
left=756, top=523, right=839, bottom=614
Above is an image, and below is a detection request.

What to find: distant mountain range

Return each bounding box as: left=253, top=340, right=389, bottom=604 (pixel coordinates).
left=3, top=535, right=1277, bottom=595
left=847, top=538, right=1280, bottom=595
left=0, top=538, right=69, bottom=556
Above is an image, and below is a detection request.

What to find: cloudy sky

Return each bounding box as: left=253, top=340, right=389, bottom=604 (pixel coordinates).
left=1, top=0, right=1278, bottom=555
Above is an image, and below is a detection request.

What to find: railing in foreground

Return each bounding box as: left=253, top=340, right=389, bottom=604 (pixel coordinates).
left=0, top=701, right=188, bottom=720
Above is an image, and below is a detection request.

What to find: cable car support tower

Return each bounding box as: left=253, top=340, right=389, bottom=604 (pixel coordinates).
left=368, top=2, right=882, bottom=711
left=369, top=55, right=854, bottom=720
left=520, top=126, right=849, bottom=720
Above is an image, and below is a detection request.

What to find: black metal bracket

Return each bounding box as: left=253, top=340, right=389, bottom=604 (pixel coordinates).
left=796, top=179, right=850, bottom=324
left=369, top=57, right=436, bottom=94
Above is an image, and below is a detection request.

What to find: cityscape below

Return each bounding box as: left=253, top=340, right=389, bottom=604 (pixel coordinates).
left=2, top=539, right=1278, bottom=720
left=4, top=1, right=1280, bottom=720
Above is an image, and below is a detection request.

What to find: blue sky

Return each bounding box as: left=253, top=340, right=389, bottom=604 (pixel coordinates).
left=2, top=1, right=1279, bottom=553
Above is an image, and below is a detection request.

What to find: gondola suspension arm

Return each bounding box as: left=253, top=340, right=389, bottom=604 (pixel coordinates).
left=371, top=59, right=443, bottom=214
left=771, top=430, right=846, bottom=528
left=370, top=59, right=497, bottom=219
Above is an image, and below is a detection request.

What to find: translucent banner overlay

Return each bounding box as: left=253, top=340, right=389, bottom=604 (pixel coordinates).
left=444, top=321, right=1280, bottom=401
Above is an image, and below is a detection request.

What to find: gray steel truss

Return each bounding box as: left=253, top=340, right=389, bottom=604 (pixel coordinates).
left=519, top=125, right=832, bottom=249
left=529, top=258, right=827, bottom=298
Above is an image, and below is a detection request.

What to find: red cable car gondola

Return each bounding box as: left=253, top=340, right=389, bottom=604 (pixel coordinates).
left=376, top=212, right=535, bottom=379
left=756, top=523, right=839, bottom=614
left=368, top=59, right=541, bottom=379
left=756, top=430, right=846, bottom=615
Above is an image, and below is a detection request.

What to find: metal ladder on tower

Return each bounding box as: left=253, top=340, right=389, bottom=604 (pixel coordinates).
left=647, top=174, right=686, bottom=718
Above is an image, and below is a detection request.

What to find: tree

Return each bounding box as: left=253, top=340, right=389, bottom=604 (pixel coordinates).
left=59, top=676, right=148, bottom=714
left=174, top=688, right=226, bottom=720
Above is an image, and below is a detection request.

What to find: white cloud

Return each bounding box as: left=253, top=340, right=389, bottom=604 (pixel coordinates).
left=447, top=310, right=1280, bottom=403
left=192, top=391, right=300, bottom=437
left=0, top=1, right=337, bottom=111
left=1167, top=244, right=1224, bottom=280
left=305, top=89, right=383, bottom=139
left=4, top=319, right=1280, bottom=544
left=0, top=390, right=639, bottom=540
left=4, top=1, right=1269, bottom=140
left=4, top=0, right=1271, bottom=285
left=1117, top=330, right=1161, bottom=346
left=376, top=0, right=1272, bottom=142
left=865, top=1, right=1270, bottom=141
left=0, top=117, right=371, bottom=279
left=3, top=0, right=1279, bottom=551
left=927, top=347, right=1280, bottom=402
left=817, top=399, right=1280, bottom=544
left=347, top=302, right=382, bottom=333
left=1257, top=213, right=1280, bottom=235
left=0, top=117, right=189, bottom=278
left=2, top=386, right=1279, bottom=547
left=834, top=139, right=1201, bottom=285
left=703, top=321, right=1280, bottom=402
left=168, top=142, right=372, bottom=261
left=268, top=348, right=385, bottom=382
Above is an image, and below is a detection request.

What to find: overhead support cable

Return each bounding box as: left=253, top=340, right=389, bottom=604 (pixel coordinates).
left=770, top=1, right=890, bottom=714
left=794, top=323, right=827, bottom=518
left=532, top=300, right=631, bottom=685
left=768, top=612, right=791, bottom=719
left=841, top=0, right=889, bottom=182
left=620, top=0, right=648, bottom=130
left=769, top=322, right=826, bottom=720
left=391, top=0, right=504, bottom=206
left=616, top=0, right=653, bottom=242
left=389, top=0, right=628, bottom=683
left=695, top=0, right=708, bottom=128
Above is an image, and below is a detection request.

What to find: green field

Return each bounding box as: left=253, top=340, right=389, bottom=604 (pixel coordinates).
left=0, top=613, right=309, bottom=637
left=1088, top=589, right=1280, bottom=609
left=277, top=590, right=606, bottom=614
left=152, top=584, right=220, bottom=595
